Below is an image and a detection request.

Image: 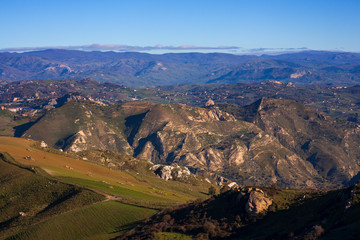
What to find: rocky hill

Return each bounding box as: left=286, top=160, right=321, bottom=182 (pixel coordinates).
left=219, top=98, right=360, bottom=186
left=19, top=96, right=360, bottom=189
left=118, top=184, right=360, bottom=239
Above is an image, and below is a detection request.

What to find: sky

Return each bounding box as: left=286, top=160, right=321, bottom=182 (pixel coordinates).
left=1, top=0, right=359, bottom=54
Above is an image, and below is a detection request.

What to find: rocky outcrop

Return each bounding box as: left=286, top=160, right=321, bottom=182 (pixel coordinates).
left=245, top=188, right=272, bottom=215
left=205, top=99, right=215, bottom=107
left=207, top=108, right=236, bottom=121
left=150, top=164, right=192, bottom=181
left=65, top=130, right=88, bottom=152
left=40, top=141, right=48, bottom=148
left=227, top=182, right=239, bottom=189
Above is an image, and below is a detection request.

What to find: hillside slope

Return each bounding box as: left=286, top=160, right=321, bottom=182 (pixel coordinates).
left=0, top=152, right=104, bottom=238
left=118, top=185, right=360, bottom=239
left=0, top=136, right=215, bottom=239
left=219, top=97, right=360, bottom=186
left=19, top=98, right=360, bottom=188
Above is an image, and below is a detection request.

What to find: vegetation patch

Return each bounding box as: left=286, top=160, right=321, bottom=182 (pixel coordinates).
left=5, top=201, right=157, bottom=240
left=153, top=232, right=192, bottom=240
left=0, top=152, right=104, bottom=239
left=118, top=186, right=360, bottom=239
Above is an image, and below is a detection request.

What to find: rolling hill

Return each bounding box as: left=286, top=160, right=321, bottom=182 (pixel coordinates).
left=0, top=136, right=214, bottom=239
left=1, top=50, right=360, bottom=87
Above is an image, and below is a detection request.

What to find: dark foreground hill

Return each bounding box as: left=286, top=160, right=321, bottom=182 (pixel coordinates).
left=17, top=96, right=360, bottom=188
left=118, top=184, right=360, bottom=239
left=1, top=50, right=360, bottom=87
left=0, top=152, right=104, bottom=238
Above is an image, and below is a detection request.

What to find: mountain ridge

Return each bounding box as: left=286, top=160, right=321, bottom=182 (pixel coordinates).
left=1, top=49, right=360, bottom=87
left=17, top=96, right=360, bottom=189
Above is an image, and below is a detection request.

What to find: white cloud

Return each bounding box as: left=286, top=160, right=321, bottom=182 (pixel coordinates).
left=0, top=44, right=240, bottom=53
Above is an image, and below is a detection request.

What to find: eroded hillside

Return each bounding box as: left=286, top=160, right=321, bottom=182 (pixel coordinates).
left=19, top=97, right=360, bottom=189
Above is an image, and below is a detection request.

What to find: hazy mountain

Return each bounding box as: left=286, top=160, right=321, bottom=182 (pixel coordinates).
left=1, top=49, right=360, bottom=87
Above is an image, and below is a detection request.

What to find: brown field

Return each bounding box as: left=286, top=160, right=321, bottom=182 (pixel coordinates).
left=0, top=136, right=209, bottom=207
left=0, top=136, right=144, bottom=186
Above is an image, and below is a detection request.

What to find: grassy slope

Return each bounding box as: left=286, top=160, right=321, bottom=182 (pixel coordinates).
left=0, top=136, right=212, bottom=239
left=20, top=103, right=83, bottom=147
left=153, top=232, right=192, bottom=240
left=0, top=137, right=209, bottom=207
left=6, top=201, right=156, bottom=240
left=0, top=152, right=104, bottom=239
left=0, top=110, right=29, bottom=137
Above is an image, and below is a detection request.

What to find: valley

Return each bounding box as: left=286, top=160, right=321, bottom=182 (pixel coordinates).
left=0, top=50, right=360, bottom=239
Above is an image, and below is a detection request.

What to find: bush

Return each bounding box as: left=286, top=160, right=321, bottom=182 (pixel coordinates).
left=162, top=214, right=172, bottom=222
left=203, top=221, right=216, bottom=236
left=303, top=225, right=325, bottom=240
left=194, top=233, right=209, bottom=240
left=208, top=186, right=216, bottom=196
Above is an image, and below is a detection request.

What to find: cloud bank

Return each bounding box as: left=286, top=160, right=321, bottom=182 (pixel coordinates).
left=0, top=44, right=240, bottom=52
left=0, top=44, right=311, bottom=55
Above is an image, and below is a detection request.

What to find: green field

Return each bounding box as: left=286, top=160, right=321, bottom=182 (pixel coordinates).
left=5, top=201, right=157, bottom=240
left=153, top=232, right=192, bottom=240
left=0, top=152, right=104, bottom=239
left=60, top=176, right=181, bottom=209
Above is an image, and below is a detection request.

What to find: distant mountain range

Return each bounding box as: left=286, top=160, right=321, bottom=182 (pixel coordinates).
left=1, top=49, right=360, bottom=87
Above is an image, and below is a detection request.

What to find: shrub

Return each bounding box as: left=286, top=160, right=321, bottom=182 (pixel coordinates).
left=203, top=221, right=216, bottom=235
left=162, top=214, right=172, bottom=222
left=208, top=186, right=216, bottom=196
left=303, top=225, right=325, bottom=240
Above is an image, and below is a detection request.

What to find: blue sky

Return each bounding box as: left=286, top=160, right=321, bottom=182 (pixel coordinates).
left=1, top=0, right=359, bottom=53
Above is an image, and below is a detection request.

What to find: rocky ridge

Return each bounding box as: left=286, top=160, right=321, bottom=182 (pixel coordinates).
left=20, top=97, right=360, bottom=188
left=233, top=97, right=360, bottom=186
